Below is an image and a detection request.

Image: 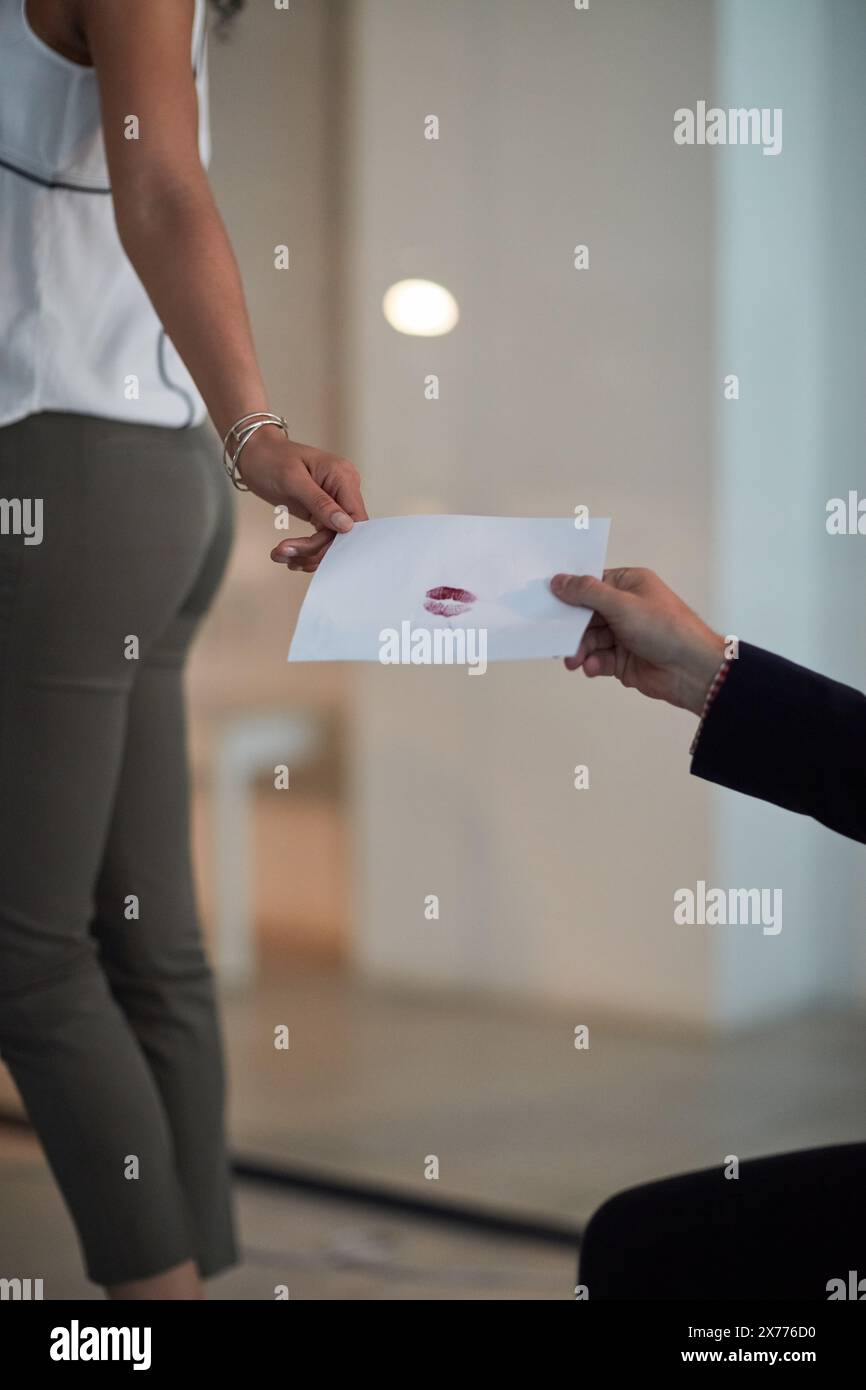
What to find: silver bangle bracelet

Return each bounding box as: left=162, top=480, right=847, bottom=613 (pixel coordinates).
left=222, top=412, right=289, bottom=492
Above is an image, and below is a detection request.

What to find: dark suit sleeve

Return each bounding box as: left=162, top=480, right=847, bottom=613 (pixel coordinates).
left=690, top=642, right=866, bottom=845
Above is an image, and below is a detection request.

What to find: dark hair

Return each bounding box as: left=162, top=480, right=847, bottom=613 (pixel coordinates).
left=208, top=0, right=245, bottom=36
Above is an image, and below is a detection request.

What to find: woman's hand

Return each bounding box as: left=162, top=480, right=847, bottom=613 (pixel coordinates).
left=550, top=568, right=726, bottom=715
left=236, top=427, right=369, bottom=572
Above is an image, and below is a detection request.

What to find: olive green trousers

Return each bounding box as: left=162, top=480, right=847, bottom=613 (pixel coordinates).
left=0, top=411, right=238, bottom=1285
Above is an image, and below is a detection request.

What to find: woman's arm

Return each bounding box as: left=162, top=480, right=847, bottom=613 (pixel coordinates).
left=551, top=568, right=866, bottom=845
left=81, top=0, right=365, bottom=569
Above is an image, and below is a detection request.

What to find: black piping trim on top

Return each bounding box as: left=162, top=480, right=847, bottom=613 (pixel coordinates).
left=3, top=1, right=208, bottom=427
left=0, top=153, right=110, bottom=194
left=1, top=0, right=206, bottom=198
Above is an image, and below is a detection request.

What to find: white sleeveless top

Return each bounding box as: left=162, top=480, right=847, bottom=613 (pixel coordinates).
left=0, top=0, right=210, bottom=429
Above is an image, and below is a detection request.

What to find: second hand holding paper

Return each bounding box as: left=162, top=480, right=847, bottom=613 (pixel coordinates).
left=288, top=514, right=611, bottom=666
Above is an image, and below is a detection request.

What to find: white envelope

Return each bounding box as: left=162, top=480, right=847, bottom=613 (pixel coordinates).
left=288, top=515, right=610, bottom=664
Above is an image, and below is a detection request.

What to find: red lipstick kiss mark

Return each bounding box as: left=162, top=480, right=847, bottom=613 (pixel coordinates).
left=424, top=585, right=477, bottom=618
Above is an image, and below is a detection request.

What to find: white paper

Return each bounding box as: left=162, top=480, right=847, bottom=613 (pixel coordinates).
left=288, top=515, right=610, bottom=666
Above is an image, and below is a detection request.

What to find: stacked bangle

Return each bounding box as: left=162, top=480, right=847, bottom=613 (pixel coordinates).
left=222, top=412, right=289, bottom=491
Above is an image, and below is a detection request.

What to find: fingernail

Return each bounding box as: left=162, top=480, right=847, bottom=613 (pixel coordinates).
left=551, top=574, right=565, bottom=590
left=274, top=547, right=297, bottom=561
left=332, top=511, right=353, bottom=532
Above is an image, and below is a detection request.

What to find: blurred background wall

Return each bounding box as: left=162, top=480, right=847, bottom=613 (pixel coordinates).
left=345, top=0, right=718, bottom=1024
left=713, top=0, right=866, bottom=1020
left=190, top=0, right=865, bottom=1024
left=190, top=0, right=353, bottom=963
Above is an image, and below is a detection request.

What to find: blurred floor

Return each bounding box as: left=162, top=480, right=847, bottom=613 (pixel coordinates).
left=0, top=1128, right=572, bottom=1301
left=223, top=961, right=866, bottom=1221
left=2, top=961, right=865, bottom=1299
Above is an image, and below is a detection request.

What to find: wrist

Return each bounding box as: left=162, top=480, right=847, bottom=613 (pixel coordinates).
left=679, top=630, right=727, bottom=716
left=237, top=421, right=291, bottom=469
left=223, top=412, right=291, bottom=493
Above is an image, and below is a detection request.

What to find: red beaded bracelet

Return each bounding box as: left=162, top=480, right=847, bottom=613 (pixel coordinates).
left=689, top=657, right=731, bottom=757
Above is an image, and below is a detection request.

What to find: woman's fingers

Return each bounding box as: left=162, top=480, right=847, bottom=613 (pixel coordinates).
left=303, top=450, right=369, bottom=524
left=270, top=528, right=332, bottom=565
left=331, top=468, right=369, bottom=522
left=270, top=450, right=369, bottom=570
left=285, top=465, right=355, bottom=534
